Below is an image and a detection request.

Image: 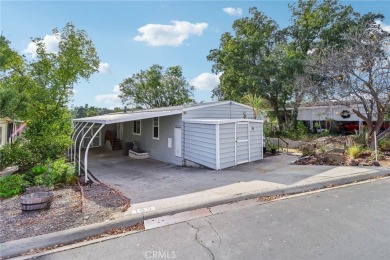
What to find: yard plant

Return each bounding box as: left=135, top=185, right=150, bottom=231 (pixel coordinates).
left=0, top=174, right=26, bottom=198
left=0, top=159, right=76, bottom=198
left=347, top=145, right=362, bottom=159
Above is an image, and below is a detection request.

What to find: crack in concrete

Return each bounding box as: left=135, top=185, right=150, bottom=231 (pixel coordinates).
left=186, top=222, right=215, bottom=260
left=203, top=218, right=222, bottom=248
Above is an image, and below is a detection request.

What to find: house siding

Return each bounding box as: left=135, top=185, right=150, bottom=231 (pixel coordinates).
left=183, top=123, right=216, bottom=169
left=249, top=121, right=263, bottom=161
left=219, top=123, right=236, bottom=169
left=122, top=114, right=182, bottom=165
left=183, top=102, right=253, bottom=120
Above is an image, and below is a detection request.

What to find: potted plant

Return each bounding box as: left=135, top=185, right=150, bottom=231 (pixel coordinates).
left=268, top=143, right=278, bottom=155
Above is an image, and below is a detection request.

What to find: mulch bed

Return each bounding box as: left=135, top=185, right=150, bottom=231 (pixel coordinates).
left=293, top=151, right=389, bottom=167
left=0, top=181, right=130, bottom=243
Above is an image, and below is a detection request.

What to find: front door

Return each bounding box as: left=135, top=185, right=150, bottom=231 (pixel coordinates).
left=235, top=122, right=250, bottom=164
left=174, top=128, right=181, bottom=157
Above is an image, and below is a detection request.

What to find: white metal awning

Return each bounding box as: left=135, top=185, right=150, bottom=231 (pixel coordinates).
left=73, top=109, right=182, bottom=124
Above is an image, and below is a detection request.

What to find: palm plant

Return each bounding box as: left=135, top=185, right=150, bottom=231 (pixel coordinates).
left=241, top=93, right=268, bottom=119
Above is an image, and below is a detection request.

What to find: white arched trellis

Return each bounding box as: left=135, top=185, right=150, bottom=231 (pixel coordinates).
left=69, top=122, right=84, bottom=161
left=84, top=124, right=105, bottom=182
left=73, top=122, right=88, bottom=167
left=78, top=123, right=95, bottom=175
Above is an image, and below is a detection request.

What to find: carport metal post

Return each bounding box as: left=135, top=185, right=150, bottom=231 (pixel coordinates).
left=84, top=124, right=105, bottom=182
left=69, top=122, right=83, bottom=161
left=73, top=122, right=88, bottom=167
left=78, top=123, right=95, bottom=175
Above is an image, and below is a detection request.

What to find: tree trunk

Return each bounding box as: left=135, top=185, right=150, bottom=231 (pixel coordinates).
left=271, top=103, right=282, bottom=131
left=291, top=104, right=299, bottom=130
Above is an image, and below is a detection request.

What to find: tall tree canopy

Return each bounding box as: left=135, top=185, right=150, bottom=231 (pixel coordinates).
left=0, top=23, right=99, bottom=166
left=208, top=0, right=384, bottom=130
left=208, top=7, right=292, bottom=127
left=0, top=36, right=33, bottom=119
left=309, top=23, right=390, bottom=146
left=119, top=64, right=194, bottom=108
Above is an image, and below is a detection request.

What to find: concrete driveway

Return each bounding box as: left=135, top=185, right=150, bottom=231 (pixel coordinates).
left=85, top=148, right=388, bottom=205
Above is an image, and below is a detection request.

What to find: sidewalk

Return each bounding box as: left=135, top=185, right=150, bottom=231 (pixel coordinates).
left=1, top=155, right=389, bottom=258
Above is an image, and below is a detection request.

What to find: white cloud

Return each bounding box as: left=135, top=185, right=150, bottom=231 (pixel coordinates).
left=113, top=84, right=120, bottom=93
left=223, top=7, right=243, bottom=16
left=98, top=62, right=110, bottom=73
left=95, top=85, right=122, bottom=108
left=190, top=72, right=221, bottom=91
left=376, top=20, right=390, bottom=32
left=24, top=33, right=60, bottom=58
left=134, top=21, right=208, bottom=47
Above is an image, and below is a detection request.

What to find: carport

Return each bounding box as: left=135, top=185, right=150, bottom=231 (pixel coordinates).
left=69, top=101, right=264, bottom=181
left=69, top=109, right=182, bottom=182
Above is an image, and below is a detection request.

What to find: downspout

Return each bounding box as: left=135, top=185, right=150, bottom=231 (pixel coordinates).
left=73, top=122, right=88, bottom=167
left=78, top=123, right=95, bottom=175
left=84, top=124, right=105, bottom=182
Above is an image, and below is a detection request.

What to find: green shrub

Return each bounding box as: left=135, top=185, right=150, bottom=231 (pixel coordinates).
left=379, top=137, right=390, bottom=151
left=23, top=165, right=48, bottom=186
left=34, top=159, right=76, bottom=187
left=348, top=145, right=362, bottom=159
left=0, top=174, right=26, bottom=198
left=0, top=140, right=35, bottom=171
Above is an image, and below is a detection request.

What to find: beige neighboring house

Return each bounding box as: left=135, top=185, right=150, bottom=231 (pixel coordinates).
left=0, top=117, right=25, bottom=147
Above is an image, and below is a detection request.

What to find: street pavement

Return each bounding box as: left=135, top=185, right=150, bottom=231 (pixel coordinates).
left=33, top=178, right=390, bottom=260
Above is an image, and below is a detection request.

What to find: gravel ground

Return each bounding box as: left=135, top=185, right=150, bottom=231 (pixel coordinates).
left=0, top=182, right=129, bottom=243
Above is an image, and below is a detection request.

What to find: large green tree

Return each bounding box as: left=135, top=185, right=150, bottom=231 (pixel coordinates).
left=287, top=0, right=384, bottom=128
left=0, top=36, right=33, bottom=119
left=208, top=7, right=292, bottom=127
left=309, top=23, right=390, bottom=147
left=119, top=64, right=194, bottom=108
left=0, top=23, right=99, bottom=166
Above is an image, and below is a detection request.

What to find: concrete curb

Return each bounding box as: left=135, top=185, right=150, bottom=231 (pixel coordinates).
left=0, top=215, right=143, bottom=258
left=1, top=170, right=389, bottom=259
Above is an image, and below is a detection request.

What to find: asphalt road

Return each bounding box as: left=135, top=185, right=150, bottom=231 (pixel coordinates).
left=37, top=178, right=390, bottom=260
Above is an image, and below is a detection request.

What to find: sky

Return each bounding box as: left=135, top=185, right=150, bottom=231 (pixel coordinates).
left=1, top=0, right=390, bottom=109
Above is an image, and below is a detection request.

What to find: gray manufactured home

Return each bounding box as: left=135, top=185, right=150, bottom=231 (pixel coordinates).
left=71, top=101, right=264, bottom=176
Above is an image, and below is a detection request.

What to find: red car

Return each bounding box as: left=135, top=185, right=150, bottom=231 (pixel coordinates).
left=343, top=122, right=389, bottom=133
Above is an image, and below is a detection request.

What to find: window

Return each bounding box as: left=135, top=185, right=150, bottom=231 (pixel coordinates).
left=152, top=117, right=159, bottom=140
left=133, top=120, right=141, bottom=135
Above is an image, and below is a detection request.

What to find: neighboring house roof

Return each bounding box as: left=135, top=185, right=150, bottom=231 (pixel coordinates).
left=73, top=101, right=252, bottom=125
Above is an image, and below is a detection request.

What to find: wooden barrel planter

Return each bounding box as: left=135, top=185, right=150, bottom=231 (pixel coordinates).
left=20, top=191, right=54, bottom=211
